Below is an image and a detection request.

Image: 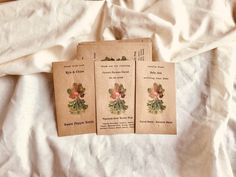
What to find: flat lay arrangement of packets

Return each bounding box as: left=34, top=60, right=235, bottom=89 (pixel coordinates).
left=52, top=38, right=176, bottom=136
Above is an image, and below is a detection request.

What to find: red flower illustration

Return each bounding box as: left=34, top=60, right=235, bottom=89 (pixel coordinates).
left=109, top=83, right=126, bottom=100
left=108, top=83, right=128, bottom=114
left=68, top=83, right=85, bottom=99
left=147, top=83, right=166, bottom=114
left=67, top=83, right=87, bottom=114
left=148, top=83, right=164, bottom=99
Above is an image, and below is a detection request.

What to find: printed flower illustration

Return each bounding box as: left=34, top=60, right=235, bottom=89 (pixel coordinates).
left=147, top=83, right=166, bottom=114
left=108, top=83, right=128, bottom=114
left=67, top=83, right=88, bottom=114
left=102, top=56, right=127, bottom=61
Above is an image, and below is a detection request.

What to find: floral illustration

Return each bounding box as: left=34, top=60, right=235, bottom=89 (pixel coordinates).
left=108, top=83, right=128, bottom=114
left=147, top=83, right=166, bottom=114
left=67, top=83, right=88, bottom=114
left=102, top=56, right=127, bottom=61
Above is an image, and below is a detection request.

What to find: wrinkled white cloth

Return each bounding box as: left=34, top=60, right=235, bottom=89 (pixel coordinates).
left=0, top=0, right=236, bottom=177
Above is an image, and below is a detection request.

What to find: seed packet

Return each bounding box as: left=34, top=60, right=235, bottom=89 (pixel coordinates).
left=95, top=61, right=135, bottom=135
left=135, top=61, right=176, bottom=134
left=77, top=38, right=152, bottom=61
left=52, top=60, right=96, bottom=136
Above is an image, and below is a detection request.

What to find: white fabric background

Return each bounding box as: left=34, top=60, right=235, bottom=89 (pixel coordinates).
left=0, top=0, right=236, bottom=177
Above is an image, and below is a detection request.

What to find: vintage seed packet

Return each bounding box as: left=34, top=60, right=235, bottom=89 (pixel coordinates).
left=135, top=61, right=176, bottom=134
left=77, top=38, right=152, bottom=61
left=52, top=60, right=96, bottom=136
left=95, top=61, right=135, bottom=135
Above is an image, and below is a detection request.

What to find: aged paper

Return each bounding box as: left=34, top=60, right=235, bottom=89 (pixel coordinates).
left=77, top=38, right=152, bottom=61
left=135, top=61, right=176, bottom=134
left=95, top=61, right=135, bottom=135
left=52, top=60, right=96, bottom=136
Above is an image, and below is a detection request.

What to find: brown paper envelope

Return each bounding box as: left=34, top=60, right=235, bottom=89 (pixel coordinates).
left=52, top=60, right=96, bottom=136
left=135, top=61, right=176, bottom=134
left=77, top=38, right=152, bottom=61
left=95, top=60, right=135, bottom=135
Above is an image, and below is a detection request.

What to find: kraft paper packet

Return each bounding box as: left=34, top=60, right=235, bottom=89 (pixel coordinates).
left=52, top=60, right=96, bottom=136
left=95, top=60, right=135, bottom=135
left=77, top=38, right=152, bottom=61
left=135, top=61, right=176, bottom=134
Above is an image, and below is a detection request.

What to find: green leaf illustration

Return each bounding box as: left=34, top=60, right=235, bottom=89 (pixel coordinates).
left=108, top=83, right=128, bottom=115
left=147, top=83, right=166, bottom=114
left=67, top=83, right=88, bottom=114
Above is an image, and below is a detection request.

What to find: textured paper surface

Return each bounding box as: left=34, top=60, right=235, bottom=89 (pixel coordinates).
left=95, top=61, right=135, bottom=135
left=77, top=38, right=152, bottom=61
left=136, top=61, right=176, bottom=134
left=52, top=60, right=96, bottom=136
